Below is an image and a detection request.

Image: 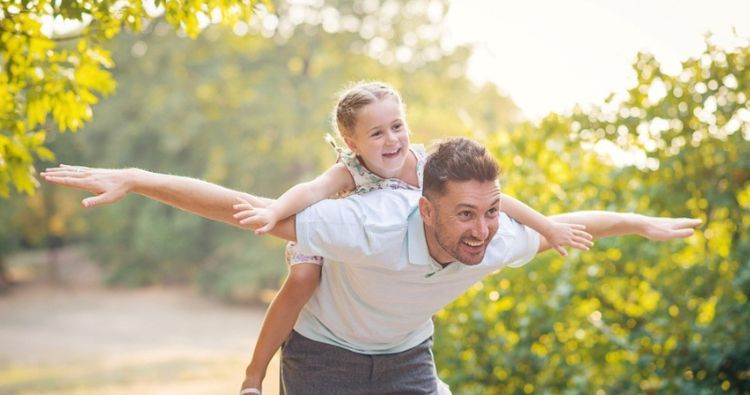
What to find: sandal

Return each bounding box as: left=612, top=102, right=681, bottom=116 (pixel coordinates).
left=239, top=388, right=261, bottom=395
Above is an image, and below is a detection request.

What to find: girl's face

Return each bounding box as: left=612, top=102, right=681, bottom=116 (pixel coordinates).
left=344, top=98, right=411, bottom=179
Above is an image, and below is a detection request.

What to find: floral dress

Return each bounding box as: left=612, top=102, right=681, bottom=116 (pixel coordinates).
left=285, top=143, right=426, bottom=266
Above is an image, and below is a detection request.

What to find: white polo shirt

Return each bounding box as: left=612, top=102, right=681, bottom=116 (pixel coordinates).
left=293, top=188, right=540, bottom=354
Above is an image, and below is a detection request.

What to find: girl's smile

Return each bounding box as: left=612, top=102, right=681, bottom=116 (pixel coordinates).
left=344, top=98, right=412, bottom=180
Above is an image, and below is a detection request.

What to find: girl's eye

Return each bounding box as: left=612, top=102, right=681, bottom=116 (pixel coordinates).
left=370, top=130, right=382, bottom=137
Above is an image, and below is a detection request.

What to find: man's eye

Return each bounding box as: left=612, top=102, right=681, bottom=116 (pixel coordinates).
left=487, top=207, right=499, bottom=217
left=458, top=211, right=472, bottom=218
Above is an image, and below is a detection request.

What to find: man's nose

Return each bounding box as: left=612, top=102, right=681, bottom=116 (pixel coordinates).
left=472, top=218, right=490, bottom=240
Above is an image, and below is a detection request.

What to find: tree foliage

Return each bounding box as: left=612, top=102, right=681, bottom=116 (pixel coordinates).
left=0, top=0, right=270, bottom=198
left=3, top=0, right=520, bottom=298
left=434, top=40, right=750, bottom=394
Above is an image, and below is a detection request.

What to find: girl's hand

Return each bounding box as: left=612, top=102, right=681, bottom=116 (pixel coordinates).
left=233, top=198, right=279, bottom=235
left=40, top=165, right=132, bottom=208
left=543, top=222, right=593, bottom=256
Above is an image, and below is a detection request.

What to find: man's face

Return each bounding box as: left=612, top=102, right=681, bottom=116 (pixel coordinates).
left=420, top=180, right=502, bottom=266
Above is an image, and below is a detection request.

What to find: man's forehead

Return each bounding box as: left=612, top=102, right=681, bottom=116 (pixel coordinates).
left=442, top=180, right=501, bottom=206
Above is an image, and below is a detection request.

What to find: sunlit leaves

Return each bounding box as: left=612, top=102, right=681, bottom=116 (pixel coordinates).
left=434, top=40, right=750, bottom=394
left=0, top=0, right=269, bottom=197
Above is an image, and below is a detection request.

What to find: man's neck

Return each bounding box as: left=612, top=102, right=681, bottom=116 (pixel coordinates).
left=422, top=224, right=454, bottom=267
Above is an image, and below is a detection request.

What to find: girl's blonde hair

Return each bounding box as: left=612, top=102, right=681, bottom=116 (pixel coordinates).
left=333, top=81, right=405, bottom=138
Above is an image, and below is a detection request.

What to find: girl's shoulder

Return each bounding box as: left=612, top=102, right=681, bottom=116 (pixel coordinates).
left=410, top=143, right=427, bottom=158
left=348, top=144, right=426, bottom=194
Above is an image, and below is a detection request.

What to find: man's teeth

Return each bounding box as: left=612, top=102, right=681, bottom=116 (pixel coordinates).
left=464, top=240, right=483, bottom=247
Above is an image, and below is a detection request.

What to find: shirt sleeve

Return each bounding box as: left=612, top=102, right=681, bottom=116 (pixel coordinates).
left=488, top=213, right=541, bottom=268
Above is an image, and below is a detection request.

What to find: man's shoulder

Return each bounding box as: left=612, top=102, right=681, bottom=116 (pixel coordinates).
left=483, top=213, right=541, bottom=268
left=300, top=189, right=420, bottom=225
left=349, top=188, right=420, bottom=209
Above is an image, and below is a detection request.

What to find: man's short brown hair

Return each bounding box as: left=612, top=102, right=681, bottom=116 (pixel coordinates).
left=423, top=137, right=500, bottom=198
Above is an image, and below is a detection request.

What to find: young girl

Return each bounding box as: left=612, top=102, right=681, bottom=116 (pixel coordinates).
left=234, top=81, right=588, bottom=394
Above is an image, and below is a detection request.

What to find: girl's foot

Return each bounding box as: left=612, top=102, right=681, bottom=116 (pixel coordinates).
left=240, top=372, right=263, bottom=395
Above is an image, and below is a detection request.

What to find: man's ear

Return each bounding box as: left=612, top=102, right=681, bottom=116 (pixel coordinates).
left=419, top=196, right=435, bottom=226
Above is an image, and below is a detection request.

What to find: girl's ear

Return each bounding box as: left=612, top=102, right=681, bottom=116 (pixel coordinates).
left=343, top=136, right=359, bottom=155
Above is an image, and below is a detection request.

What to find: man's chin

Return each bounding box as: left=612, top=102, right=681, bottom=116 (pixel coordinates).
left=457, top=250, right=486, bottom=265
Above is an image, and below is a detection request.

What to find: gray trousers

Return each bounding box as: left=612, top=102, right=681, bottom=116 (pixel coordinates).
left=281, top=331, right=439, bottom=395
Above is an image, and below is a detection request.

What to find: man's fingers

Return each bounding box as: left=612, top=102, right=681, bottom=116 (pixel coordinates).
left=42, top=167, right=67, bottom=173
left=675, top=218, right=703, bottom=229
left=82, top=193, right=118, bottom=208
left=671, top=228, right=695, bottom=238
left=43, top=165, right=90, bottom=177
left=42, top=170, right=88, bottom=178
left=42, top=175, right=89, bottom=190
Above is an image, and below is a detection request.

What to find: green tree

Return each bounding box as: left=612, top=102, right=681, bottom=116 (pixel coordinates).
left=13, top=0, right=521, bottom=299
left=0, top=0, right=269, bottom=198
left=434, top=40, right=750, bottom=394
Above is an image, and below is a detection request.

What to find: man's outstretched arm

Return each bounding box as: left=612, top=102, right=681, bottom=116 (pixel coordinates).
left=537, top=211, right=702, bottom=253
left=41, top=165, right=290, bottom=234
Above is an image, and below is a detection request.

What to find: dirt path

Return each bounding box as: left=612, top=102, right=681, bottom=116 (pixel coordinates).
left=0, top=285, right=280, bottom=395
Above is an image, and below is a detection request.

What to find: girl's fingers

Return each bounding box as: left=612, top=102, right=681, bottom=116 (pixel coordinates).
left=576, top=241, right=592, bottom=250
left=554, top=245, right=568, bottom=256
left=576, top=237, right=594, bottom=248
left=234, top=210, right=255, bottom=219
left=239, top=216, right=263, bottom=226
left=573, top=230, right=593, bottom=239
left=255, top=223, right=274, bottom=235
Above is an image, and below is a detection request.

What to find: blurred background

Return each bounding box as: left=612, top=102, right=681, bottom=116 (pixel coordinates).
left=1, top=0, right=749, bottom=394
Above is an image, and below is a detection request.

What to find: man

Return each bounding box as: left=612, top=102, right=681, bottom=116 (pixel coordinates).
left=42, top=137, right=700, bottom=394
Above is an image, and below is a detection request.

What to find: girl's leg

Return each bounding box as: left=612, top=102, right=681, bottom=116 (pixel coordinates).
left=240, top=262, right=321, bottom=393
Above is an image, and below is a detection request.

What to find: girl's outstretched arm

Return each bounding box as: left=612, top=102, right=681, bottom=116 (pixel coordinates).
left=501, top=194, right=593, bottom=256
left=236, top=163, right=354, bottom=235
left=41, top=165, right=272, bottom=228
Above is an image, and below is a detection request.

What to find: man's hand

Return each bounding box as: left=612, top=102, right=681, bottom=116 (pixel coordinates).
left=233, top=198, right=280, bottom=235
left=41, top=165, right=132, bottom=208
left=542, top=222, right=594, bottom=256
left=639, top=216, right=703, bottom=241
